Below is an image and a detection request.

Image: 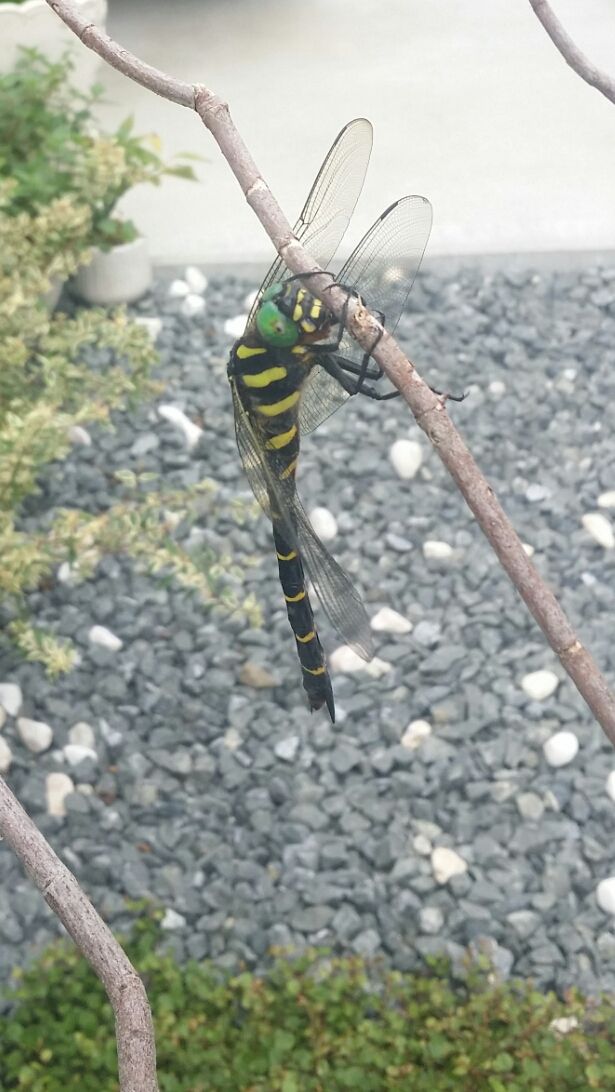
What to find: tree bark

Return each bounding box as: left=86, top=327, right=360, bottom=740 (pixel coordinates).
left=0, top=778, right=158, bottom=1091
left=529, top=0, right=615, bottom=106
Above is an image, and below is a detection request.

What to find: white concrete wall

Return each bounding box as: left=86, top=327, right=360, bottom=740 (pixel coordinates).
left=94, top=0, right=615, bottom=264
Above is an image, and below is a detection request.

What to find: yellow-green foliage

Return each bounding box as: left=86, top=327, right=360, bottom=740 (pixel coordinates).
left=0, top=183, right=260, bottom=674
left=0, top=49, right=196, bottom=248
left=2, top=911, right=615, bottom=1091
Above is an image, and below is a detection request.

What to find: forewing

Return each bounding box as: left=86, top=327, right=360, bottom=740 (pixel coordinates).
left=298, top=196, right=432, bottom=434
left=246, top=118, right=373, bottom=330
left=333, top=195, right=433, bottom=372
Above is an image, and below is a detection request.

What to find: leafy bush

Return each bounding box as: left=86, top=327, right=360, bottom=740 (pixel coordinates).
left=0, top=49, right=196, bottom=248
left=1, top=910, right=615, bottom=1091
left=0, top=174, right=259, bottom=672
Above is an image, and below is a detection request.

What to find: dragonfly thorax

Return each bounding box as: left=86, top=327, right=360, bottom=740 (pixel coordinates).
left=255, top=281, right=334, bottom=348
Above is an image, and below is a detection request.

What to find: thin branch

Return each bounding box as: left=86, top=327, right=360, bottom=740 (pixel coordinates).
left=0, top=778, right=159, bottom=1092
left=44, top=2, right=615, bottom=744
left=529, top=0, right=615, bottom=106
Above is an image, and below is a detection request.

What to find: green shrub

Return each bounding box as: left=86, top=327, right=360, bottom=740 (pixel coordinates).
left=0, top=49, right=196, bottom=248
left=0, top=175, right=259, bottom=672
left=1, top=910, right=615, bottom=1091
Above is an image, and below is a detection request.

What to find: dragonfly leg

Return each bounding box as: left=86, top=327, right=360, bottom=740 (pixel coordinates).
left=429, top=386, right=467, bottom=403
left=353, top=384, right=400, bottom=402
left=353, top=383, right=466, bottom=404
left=348, top=308, right=386, bottom=394
left=318, top=354, right=367, bottom=397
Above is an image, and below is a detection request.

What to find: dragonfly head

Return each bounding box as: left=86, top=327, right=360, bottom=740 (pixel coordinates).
left=255, top=283, right=300, bottom=347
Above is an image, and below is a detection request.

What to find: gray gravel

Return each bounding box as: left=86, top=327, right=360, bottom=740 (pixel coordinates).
left=2, top=261, right=615, bottom=998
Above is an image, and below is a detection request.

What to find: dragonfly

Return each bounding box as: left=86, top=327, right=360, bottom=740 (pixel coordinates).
left=227, top=118, right=433, bottom=722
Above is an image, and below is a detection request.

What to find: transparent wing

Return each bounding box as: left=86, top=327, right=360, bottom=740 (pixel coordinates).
left=245, top=118, right=373, bottom=330
left=297, top=356, right=351, bottom=434
left=298, top=195, right=433, bottom=434
left=230, top=380, right=373, bottom=660
left=333, top=195, right=433, bottom=371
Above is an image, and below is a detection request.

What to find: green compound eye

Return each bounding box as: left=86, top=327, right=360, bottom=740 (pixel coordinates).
left=255, top=300, right=299, bottom=347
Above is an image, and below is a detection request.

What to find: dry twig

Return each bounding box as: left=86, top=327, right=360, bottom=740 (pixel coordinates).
left=0, top=778, right=158, bottom=1092
left=529, top=0, right=615, bottom=106
left=42, top=3, right=615, bottom=738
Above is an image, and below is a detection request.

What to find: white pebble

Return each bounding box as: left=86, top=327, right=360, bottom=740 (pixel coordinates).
left=76, top=783, right=95, bottom=795
left=134, top=316, right=162, bottom=341
left=161, top=908, right=187, bottom=930
left=69, top=721, right=95, bottom=748
left=57, top=562, right=75, bottom=584
left=180, top=293, right=206, bottom=318
left=596, top=877, right=615, bottom=914
left=158, top=404, right=203, bottom=450
left=88, top=625, right=123, bottom=652
left=99, top=718, right=123, bottom=747
left=0, top=737, right=12, bottom=773
left=0, top=682, right=21, bottom=717
left=522, top=542, right=535, bottom=557
left=17, top=717, right=53, bottom=754
left=516, top=791, right=545, bottom=821
left=606, top=771, right=615, bottom=802
left=582, top=512, right=614, bottom=549
left=489, top=380, right=506, bottom=397
left=370, top=607, right=412, bottom=634
left=274, top=736, right=300, bottom=763
left=543, top=730, right=579, bottom=768
left=431, top=846, right=468, bottom=884
left=243, top=289, right=258, bottom=310
left=413, top=833, right=432, bottom=855
left=329, top=645, right=366, bottom=673
left=168, top=278, right=189, bottom=297
left=224, top=314, right=249, bottom=339
left=63, top=744, right=97, bottom=767
left=223, top=727, right=242, bottom=751
left=549, top=1016, right=579, bottom=1036
left=365, top=657, right=392, bottom=679
left=68, top=425, right=92, bottom=446
left=423, top=540, right=453, bottom=560
left=598, top=491, right=615, bottom=508
left=521, top=669, right=559, bottom=701
left=389, top=438, right=423, bottom=479
left=309, top=507, right=337, bottom=542
left=46, top=772, right=74, bottom=817
left=401, top=719, right=432, bottom=749
left=419, top=906, right=444, bottom=934
left=184, top=265, right=208, bottom=294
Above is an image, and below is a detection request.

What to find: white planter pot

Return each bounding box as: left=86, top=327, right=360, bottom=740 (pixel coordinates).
left=72, top=237, right=153, bottom=306
left=0, top=0, right=108, bottom=90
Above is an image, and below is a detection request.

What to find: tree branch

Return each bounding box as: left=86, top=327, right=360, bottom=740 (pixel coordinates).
left=44, top=5, right=615, bottom=739
left=529, top=0, right=615, bottom=105
left=0, top=778, right=159, bottom=1092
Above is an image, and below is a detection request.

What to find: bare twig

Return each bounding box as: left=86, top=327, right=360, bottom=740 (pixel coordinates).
left=529, top=0, right=615, bottom=106
left=44, top=4, right=615, bottom=740
left=0, top=778, right=158, bottom=1092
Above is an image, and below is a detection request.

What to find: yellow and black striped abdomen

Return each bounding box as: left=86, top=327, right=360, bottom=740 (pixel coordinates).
left=230, top=338, right=335, bottom=720
left=273, top=525, right=335, bottom=721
